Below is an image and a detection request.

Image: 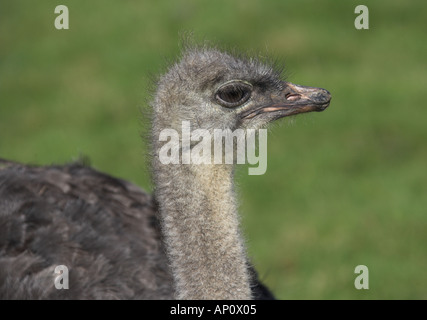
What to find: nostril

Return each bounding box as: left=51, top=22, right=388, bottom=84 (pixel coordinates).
left=285, top=93, right=301, bottom=101
left=319, top=89, right=332, bottom=102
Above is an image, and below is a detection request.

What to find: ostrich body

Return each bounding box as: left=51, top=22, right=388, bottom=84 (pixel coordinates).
left=0, top=47, right=330, bottom=299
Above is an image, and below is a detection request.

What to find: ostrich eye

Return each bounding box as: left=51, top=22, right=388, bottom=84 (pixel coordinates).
left=215, top=82, right=252, bottom=108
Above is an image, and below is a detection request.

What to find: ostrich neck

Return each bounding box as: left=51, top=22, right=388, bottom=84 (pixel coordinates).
left=153, top=161, right=252, bottom=299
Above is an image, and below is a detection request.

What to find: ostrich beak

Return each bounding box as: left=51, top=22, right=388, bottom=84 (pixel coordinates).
left=241, top=81, right=331, bottom=121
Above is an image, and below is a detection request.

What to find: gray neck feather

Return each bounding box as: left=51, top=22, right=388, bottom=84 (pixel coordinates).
left=152, top=155, right=252, bottom=299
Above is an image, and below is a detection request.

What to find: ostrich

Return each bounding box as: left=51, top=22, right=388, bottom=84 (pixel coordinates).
left=0, top=46, right=331, bottom=299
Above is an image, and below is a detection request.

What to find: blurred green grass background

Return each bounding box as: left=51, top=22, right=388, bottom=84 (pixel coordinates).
left=1, top=0, right=426, bottom=299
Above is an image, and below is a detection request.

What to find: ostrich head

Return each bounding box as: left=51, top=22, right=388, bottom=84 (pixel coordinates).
left=151, top=47, right=331, bottom=134
left=149, top=47, right=332, bottom=299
